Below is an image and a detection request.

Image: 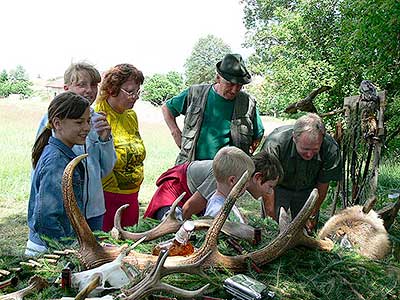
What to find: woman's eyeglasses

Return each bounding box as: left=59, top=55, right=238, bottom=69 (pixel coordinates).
left=120, top=88, right=141, bottom=98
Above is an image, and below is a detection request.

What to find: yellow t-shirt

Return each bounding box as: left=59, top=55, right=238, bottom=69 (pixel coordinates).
left=94, top=100, right=146, bottom=194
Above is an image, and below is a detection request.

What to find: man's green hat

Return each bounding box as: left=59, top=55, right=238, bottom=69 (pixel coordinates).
left=216, top=54, right=251, bottom=85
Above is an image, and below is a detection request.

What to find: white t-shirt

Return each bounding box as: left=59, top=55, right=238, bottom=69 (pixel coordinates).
left=204, top=192, right=226, bottom=217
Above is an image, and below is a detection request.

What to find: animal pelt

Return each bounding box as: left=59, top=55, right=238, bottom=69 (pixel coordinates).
left=359, top=80, right=379, bottom=140
left=318, top=205, right=390, bottom=259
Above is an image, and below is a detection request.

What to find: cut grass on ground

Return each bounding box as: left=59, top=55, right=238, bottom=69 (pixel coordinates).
left=1, top=97, right=399, bottom=300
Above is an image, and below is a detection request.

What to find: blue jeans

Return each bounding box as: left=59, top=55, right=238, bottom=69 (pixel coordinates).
left=87, top=214, right=104, bottom=232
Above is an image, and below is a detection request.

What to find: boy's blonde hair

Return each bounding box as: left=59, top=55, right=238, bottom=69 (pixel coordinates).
left=212, top=146, right=255, bottom=183
left=64, top=62, right=101, bottom=85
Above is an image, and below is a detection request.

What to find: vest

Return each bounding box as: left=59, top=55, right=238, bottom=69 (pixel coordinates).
left=175, top=84, right=257, bottom=165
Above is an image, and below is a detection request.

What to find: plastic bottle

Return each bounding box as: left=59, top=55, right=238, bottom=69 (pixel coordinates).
left=152, top=220, right=195, bottom=256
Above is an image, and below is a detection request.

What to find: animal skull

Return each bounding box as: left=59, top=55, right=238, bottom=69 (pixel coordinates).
left=71, top=239, right=144, bottom=296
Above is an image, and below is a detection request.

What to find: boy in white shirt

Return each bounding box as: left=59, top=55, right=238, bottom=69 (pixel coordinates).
left=204, top=146, right=255, bottom=217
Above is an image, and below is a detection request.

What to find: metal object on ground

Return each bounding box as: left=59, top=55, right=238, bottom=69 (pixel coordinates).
left=223, top=274, right=274, bottom=300
left=253, top=228, right=262, bottom=245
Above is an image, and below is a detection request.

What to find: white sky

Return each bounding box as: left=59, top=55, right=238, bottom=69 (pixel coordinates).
left=0, top=0, right=251, bottom=80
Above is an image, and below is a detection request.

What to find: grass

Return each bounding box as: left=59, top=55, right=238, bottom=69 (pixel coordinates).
left=0, top=99, right=46, bottom=257
left=0, top=97, right=179, bottom=257
left=0, top=96, right=400, bottom=299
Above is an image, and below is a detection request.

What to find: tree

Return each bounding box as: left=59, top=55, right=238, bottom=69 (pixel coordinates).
left=142, top=71, right=185, bottom=106
left=0, top=70, right=11, bottom=97
left=0, top=70, right=8, bottom=83
left=9, top=65, right=29, bottom=81
left=0, top=66, right=33, bottom=97
left=242, top=0, right=400, bottom=149
left=184, top=35, right=231, bottom=85
left=242, top=0, right=339, bottom=116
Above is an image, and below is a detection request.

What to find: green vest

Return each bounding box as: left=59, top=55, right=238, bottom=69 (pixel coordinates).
left=176, top=84, right=257, bottom=165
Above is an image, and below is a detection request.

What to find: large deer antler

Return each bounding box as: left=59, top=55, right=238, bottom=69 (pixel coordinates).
left=111, top=193, right=258, bottom=243
left=0, top=275, right=48, bottom=300
left=62, top=154, right=121, bottom=268
left=119, top=249, right=210, bottom=299
left=63, top=155, right=333, bottom=272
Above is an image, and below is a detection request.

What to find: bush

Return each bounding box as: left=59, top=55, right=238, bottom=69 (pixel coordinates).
left=142, top=72, right=185, bottom=106
left=0, top=67, right=33, bottom=98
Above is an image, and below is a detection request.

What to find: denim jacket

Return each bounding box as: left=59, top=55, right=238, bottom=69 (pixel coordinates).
left=27, top=137, right=85, bottom=247
left=36, top=109, right=116, bottom=219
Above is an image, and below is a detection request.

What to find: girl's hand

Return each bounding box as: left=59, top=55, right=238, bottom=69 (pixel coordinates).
left=92, top=111, right=111, bottom=141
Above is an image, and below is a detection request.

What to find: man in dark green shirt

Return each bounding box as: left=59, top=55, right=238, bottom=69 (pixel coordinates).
left=262, top=113, right=341, bottom=232
left=162, top=54, right=264, bottom=165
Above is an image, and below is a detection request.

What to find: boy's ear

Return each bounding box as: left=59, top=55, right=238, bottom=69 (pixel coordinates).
left=228, top=175, right=237, bottom=186
left=64, top=85, right=69, bottom=91
left=253, top=172, right=263, bottom=182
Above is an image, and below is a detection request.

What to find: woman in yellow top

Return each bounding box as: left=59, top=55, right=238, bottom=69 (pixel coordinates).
left=95, top=64, right=146, bottom=232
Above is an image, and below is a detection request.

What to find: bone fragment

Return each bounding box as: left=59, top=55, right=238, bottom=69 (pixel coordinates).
left=8, top=268, right=21, bottom=273
left=74, top=274, right=101, bottom=300
left=43, top=254, right=61, bottom=259
left=27, top=260, right=42, bottom=267
left=19, top=262, right=35, bottom=268
left=0, top=277, right=18, bottom=290
left=38, top=258, right=58, bottom=264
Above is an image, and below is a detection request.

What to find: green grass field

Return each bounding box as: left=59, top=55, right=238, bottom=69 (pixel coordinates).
left=0, top=97, right=180, bottom=256
left=1, top=96, right=400, bottom=299
left=0, top=96, right=293, bottom=256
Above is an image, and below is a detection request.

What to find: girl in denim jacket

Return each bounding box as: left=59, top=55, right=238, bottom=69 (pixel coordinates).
left=26, top=92, right=91, bottom=256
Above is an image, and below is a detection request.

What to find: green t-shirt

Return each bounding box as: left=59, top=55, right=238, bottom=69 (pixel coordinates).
left=262, top=125, right=341, bottom=191
left=166, top=87, right=264, bottom=160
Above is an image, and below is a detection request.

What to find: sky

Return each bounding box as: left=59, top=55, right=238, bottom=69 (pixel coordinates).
left=0, top=0, right=252, bottom=80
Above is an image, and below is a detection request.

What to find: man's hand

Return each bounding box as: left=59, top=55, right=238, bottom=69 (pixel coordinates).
left=305, top=217, right=317, bottom=235
left=162, top=104, right=182, bottom=149
left=171, top=128, right=182, bottom=148
left=92, top=111, right=111, bottom=141
left=261, top=191, right=275, bottom=219
left=249, top=138, right=262, bottom=154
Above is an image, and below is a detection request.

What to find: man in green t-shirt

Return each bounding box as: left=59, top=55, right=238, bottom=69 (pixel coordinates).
left=162, top=53, right=264, bottom=165
left=261, top=113, right=342, bottom=232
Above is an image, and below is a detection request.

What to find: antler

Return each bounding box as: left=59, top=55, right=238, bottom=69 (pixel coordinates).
left=118, top=249, right=210, bottom=300
left=111, top=193, right=257, bottom=243
left=0, top=275, right=48, bottom=300
left=284, top=86, right=332, bottom=114
left=62, top=155, right=333, bottom=272
left=62, top=154, right=120, bottom=268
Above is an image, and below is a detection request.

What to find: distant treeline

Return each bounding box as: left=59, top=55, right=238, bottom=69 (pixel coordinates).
left=0, top=65, right=33, bottom=97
